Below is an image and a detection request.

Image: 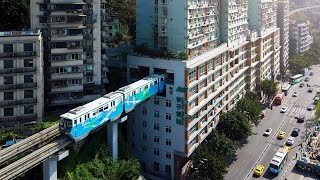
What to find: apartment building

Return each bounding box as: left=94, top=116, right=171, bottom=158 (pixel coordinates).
left=128, top=0, right=280, bottom=179
left=30, top=0, right=108, bottom=109
left=0, top=31, right=44, bottom=129
left=289, top=20, right=313, bottom=55
left=277, top=0, right=290, bottom=75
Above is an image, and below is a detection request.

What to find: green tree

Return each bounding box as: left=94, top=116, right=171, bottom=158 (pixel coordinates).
left=0, top=0, right=30, bottom=31
left=245, top=91, right=259, bottom=100
left=315, top=101, right=320, bottom=124
left=236, top=97, right=261, bottom=126
left=191, top=145, right=227, bottom=180
left=206, top=131, right=235, bottom=156
left=217, top=110, right=252, bottom=141
left=288, top=54, right=311, bottom=75
left=260, top=79, right=277, bottom=98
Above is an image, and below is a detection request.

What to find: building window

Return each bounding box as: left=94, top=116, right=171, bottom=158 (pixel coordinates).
left=143, top=121, right=147, bottom=127
left=153, top=162, right=160, bottom=172
left=3, top=60, right=13, bottom=68
left=141, top=161, right=146, bottom=172
left=154, top=110, right=159, bottom=118
left=165, top=126, right=171, bottom=133
left=165, top=165, right=171, bottom=173
left=142, top=108, right=147, bottom=115
left=199, top=64, right=206, bottom=76
left=165, top=139, right=171, bottom=146
left=165, top=100, right=171, bottom=107
left=189, top=99, right=198, bottom=109
left=24, top=59, right=33, bottom=67
left=216, top=56, right=221, bottom=66
left=200, top=80, right=207, bottom=89
left=154, top=136, right=159, bottom=143
left=165, top=113, right=171, bottom=120
left=24, top=43, right=33, bottom=52
left=4, top=91, right=13, bottom=101
left=24, top=75, right=33, bottom=83
left=153, top=148, right=160, bottom=156
left=24, top=105, right=34, bottom=114
left=189, top=68, right=197, bottom=83
left=4, top=107, right=13, bottom=117
left=3, top=44, right=13, bottom=52
left=166, top=152, right=171, bottom=159
left=4, top=76, right=13, bottom=84
left=154, top=98, right=159, bottom=105
left=142, top=145, right=147, bottom=152
left=189, top=86, right=198, bottom=97
left=189, top=124, right=197, bottom=135
left=190, top=137, right=197, bottom=148
left=208, top=60, right=213, bottom=71
left=154, top=123, right=159, bottom=130
left=143, top=133, right=147, bottom=140
left=189, top=113, right=198, bottom=123
left=169, top=87, right=173, bottom=95
left=132, top=130, right=135, bottom=136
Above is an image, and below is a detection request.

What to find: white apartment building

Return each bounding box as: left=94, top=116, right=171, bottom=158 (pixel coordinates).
left=0, top=31, right=44, bottom=129
left=30, top=0, right=108, bottom=109
left=128, top=0, right=281, bottom=179
left=277, top=0, right=290, bottom=75
left=289, top=20, right=313, bottom=55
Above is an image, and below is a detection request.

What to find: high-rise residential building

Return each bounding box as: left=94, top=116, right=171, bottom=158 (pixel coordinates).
left=128, top=0, right=280, bottom=179
left=277, top=0, right=290, bottom=75
left=0, top=31, right=44, bottom=129
left=289, top=20, right=313, bottom=55
left=30, top=0, right=109, bottom=110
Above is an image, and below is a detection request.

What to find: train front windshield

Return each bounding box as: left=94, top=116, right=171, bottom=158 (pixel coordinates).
left=60, top=118, right=73, bottom=132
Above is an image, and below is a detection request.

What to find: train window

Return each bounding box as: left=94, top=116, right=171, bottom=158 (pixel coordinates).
left=104, top=105, right=108, bottom=110
left=154, top=80, right=157, bottom=84
left=112, top=101, right=115, bottom=106
left=79, top=118, right=82, bottom=123
left=99, top=107, right=103, bottom=112
left=88, top=114, right=90, bottom=118
left=145, top=85, right=148, bottom=89
left=74, top=119, right=77, bottom=125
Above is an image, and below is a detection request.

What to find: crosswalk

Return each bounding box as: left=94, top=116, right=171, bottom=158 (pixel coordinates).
left=290, top=106, right=315, bottom=118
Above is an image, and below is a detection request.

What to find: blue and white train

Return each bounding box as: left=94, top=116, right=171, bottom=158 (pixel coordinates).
left=59, top=74, right=165, bottom=141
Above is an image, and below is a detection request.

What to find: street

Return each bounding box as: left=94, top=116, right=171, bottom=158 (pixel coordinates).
left=225, top=65, right=320, bottom=180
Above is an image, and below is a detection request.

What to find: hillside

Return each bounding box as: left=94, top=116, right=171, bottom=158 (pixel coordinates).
left=290, top=0, right=320, bottom=9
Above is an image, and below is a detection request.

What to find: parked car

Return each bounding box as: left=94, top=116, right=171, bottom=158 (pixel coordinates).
left=307, top=105, right=315, bottom=111
left=278, top=131, right=286, bottom=139
left=292, top=92, right=298, bottom=97
left=300, top=83, right=304, bottom=87
left=280, top=107, right=288, bottom=113
left=296, top=114, right=305, bottom=123
left=291, top=128, right=300, bottom=137
left=286, top=136, right=295, bottom=146
left=308, top=88, right=313, bottom=93
left=264, top=128, right=272, bottom=136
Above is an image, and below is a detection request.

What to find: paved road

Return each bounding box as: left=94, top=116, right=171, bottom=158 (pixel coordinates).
left=289, top=5, right=320, bottom=16
left=225, top=65, right=320, bottom=180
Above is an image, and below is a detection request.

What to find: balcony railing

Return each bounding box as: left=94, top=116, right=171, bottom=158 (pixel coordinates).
left=0, top=98, right=37, bottom=107
left=0, top=67, right=37, bottom=74
left=0, top=83, right=37, bottom=90
left=0, top=51, right=36, bottom=58
left=0, top=114, right=37, bottom=123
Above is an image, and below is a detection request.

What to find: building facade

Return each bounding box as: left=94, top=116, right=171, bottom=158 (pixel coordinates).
left=128, top=0, right=281, bottom=179
left=289, top=20, right=313, bottom=55
left=277, top=0, right=290, bottom=75
left=0, top=31, right=44, bottom=129
left=30, top=0, right=108, bottom=109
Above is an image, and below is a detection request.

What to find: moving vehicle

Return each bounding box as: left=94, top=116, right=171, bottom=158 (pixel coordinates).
left=292, top=92, right=298, bottom=97
left=278, top=131, right=286, bottom=139
left=275, top=92, right=285, bottom=105
left=280, top=107, right=288, bottom=113
left=290, top=74, right=304, bottom=84
left=291, top=128, right=300, bottom=137
left=307, top=105, right=315, bottom=111
left=281, top=83, right=291, bottom=96
left=296, top=115, right=305, bottom=123
left=310, top=72, right=314, bottom=76
left=299, top=83, right=304, bottom=87
left=286, top=136, right=295, bottom=145
left=283, top=146, right=291, bottom=152
left=59, top=74, right=166, bottom=141
left=264, top=128, right=272, bottom=136
left=308, top=88, right=313, bottom=93
left=305, top=77, right=310, bottom=82
left=254, top=165, right=265, bottom=176
left=269, top=148, right=289, bottom=174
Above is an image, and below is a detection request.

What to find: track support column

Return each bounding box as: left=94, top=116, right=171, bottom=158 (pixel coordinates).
left=43, top=150, right=69, bottom=180
left=107, top=115, right=127, bottom=160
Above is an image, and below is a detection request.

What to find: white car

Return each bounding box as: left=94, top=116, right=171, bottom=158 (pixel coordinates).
left=317, top=88, right=320, bottom=93
left=286, top=136, right=295, bottom=146
left=307, top=105, right=315, bottom=111
left=264, top=128, right=272, bottom=136
left=292, top=92, right=298, bottom=97
left=280, top=107, right=288, bottom=113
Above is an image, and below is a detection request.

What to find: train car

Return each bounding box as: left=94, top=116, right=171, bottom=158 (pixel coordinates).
left=150, top=74, right=165, bottom=93
left=59, top=92, right=123, bottom=141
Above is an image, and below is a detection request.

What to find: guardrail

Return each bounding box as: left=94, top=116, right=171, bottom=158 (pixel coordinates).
left=0, top=124, right=60, bottom=164
left=0, top=137, right=71, bottom=180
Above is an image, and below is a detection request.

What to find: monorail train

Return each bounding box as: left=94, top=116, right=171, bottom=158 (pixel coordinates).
left=59, top=74, right=165, bottom=141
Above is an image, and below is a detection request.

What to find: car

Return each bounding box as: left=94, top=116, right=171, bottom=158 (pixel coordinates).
left=310, top=72, right=314, bottom=76
left=280, top=107, right=288, bottom=113
left=296, top=114, right=305, bottom=123
left=283, top=146, right=291, bottom=152
left=278, top=131, right=286, bottom=139
left=292, top=92, right=298, bottom=97
left=308, top=88, right=313, bottom=93
left=254, top=165, right=265, bottom=176
left=291, top=128, right=300, bottom=137
left=286, top=136, right=295, bottom=146
left=300, top=83, right=305, bottom=87
left=315, top=96, right=320, bottom=101
left=305, top=77, right=310, bottom=82
left=264, top=128, right=272, bottom=136
left=307, top=105, right=315, bottom=111
left=317, top=88, right=320, bottom=93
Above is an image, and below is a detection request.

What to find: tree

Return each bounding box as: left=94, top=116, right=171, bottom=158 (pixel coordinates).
left=236, top=97, right=261, bottom=126
left=260, top=79, right=277, bottom=98
left=245, top=91, right=259, bottom=100
left=192, top=145, right=227, bottom=180
left=288, top=54, right=311, bottom=75
left=315, top=101, right=320, bottom=124
left=217, top=110, right=252, bottom=141
left=206, top=131, right=235, bottom=156
left=0, top=0, right=30, bottom=31
left=178, top=52, right=189, bottom=60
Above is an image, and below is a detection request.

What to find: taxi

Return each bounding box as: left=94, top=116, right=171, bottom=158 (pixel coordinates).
left=283, top=146, right=291, bottom=152
left=254, top=165, right=265, bottom=176
left=278, top=131, right=286, bottom=139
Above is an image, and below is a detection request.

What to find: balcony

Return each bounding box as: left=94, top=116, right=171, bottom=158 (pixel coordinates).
left=0, top=114, right=37, bottom=123
left=0, top=83, right=37, bottom=90
left=0, top=67, right=37, bottom=74
left=0, top=98, right=37, bottom=107
left=0, top=51, right=36, bottom=58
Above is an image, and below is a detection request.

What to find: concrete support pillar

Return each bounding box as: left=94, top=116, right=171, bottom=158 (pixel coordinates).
left=43, top=150, right=69, bottom=180
left=107, top=122, right=118, bottom=160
